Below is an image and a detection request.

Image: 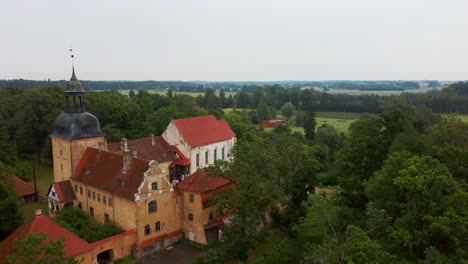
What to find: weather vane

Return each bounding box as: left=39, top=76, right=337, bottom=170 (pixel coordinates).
left=69, top=48, right=74, bottom=67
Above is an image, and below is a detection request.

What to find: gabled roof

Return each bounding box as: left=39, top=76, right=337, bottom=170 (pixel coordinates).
left=172, top=115, right=236, bottom=147
left=0, top=212, right=92, bottom=262
left=176, top=169, right=232, bottom=193
left=12, top=175, right=36, bottom=197
left=48, top=180, right=76, bottom=202
left=72, top=148, right=149, bottom=201
left=107, top=136, right=189, bottom=166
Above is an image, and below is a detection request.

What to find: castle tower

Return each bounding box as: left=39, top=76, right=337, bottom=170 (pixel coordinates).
left=50, top=66, right=105, bottom=182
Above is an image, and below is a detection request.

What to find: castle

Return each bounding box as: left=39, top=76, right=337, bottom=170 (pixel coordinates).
left=43, top=67, right=236, bottom=261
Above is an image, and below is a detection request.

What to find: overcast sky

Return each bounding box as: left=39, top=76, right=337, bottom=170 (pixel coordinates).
left=1, top=0, right=467, bottom=81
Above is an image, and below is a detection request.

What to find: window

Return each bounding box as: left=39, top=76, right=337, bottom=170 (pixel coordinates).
left=104, top=213, right=110, bottom=222
left=151, top=182, right=158, bottom=191
left=92, top=192, right=96, bottom=200
left=87, top=190, right=91, bottom=198
left=90, top=207, right=94, bottom=217
left=148, top=201, right=157, bottom=213
left=189, top=193, right=194, bottom=203
left=188, top=213, right=193, bottom=222
left=51, top=191, right=56, bottom=197
left=78, top=202, right=82, bottom=210
left=60, top=163, right=63, bottom=171
left=222, top=147, right=225, bottom=160
left=108, top=198, right=113, bottom=206
left=196, top=153, right=200, bottom=167
left=97, top=194, right=101, bottom=203
left=144, top=225, right=150, bottom=235
left=205, top=150, right=209, bottom=164
left=74, top=185, right=78, bottom=193
left=60, top=149, right=62, bottom=156
left=79, top=186, right=83, bottom=195
left=103, top=196, right=107, bottom=205
left=155, top=221, right=161, bottom=232
left=214, top=149, right=217, bottom=160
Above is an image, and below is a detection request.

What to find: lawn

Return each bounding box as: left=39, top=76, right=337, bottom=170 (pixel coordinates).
left=17, top=160, right=53, bottom=221
left=24, top=160, right=54, bottom=196
left=440, top=113, right=468, bottom=123
left=19, top=200, right=49, bottom=221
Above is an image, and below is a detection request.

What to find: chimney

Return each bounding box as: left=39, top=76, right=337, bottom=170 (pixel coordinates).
left=35, top=209, right=42, bottom=216
left=131, top=146, right=137, bottom=159
left=121, top=138, right=128, bottom=152
left=151, top=134, right=155, bottom=146
left=98, top=141, right=107, bottom=152
left=121, top=138, right=129, bottom=173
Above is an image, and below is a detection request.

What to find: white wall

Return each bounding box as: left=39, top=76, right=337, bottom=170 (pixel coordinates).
left=188, top=138, right=235, bottom=174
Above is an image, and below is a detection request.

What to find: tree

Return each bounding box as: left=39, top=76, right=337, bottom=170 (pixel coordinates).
left=128, top=90, right=135, bottom=98
left=366, top=153, right=468, bottom=260
left=298, top=194, right=394, bottom=264
left=0, top=166, right=23, bottom=240
left=219, top=89, right=226, bottom=108
left=211, top=141, right=282, bottom=260
left=333, top=115, right=388, bottom=208
left=256, top=100, right=270, bottom=122
left=280, top=102, right=296, bottom=119
left=303, top=111, right=317, bottom=141
left=6, top=232, right=79, bottom=264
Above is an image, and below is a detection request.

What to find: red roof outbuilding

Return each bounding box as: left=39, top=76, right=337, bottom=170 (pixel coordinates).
left=172, top=115, right=236, bottom=147
left=12, top=176, right=36, bottom=197
left=0, top=211, right=93, bottom=262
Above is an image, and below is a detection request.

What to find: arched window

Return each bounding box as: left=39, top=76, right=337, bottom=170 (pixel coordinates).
left=144, top=224, right=150, bottom=235
left=148, top=201, right=157, bottom=213
left=222, top=146, right=225, bottom=160
left=205, top=150, right=209, bottom=164
left=196, top=153, right=200, bottom=167
left=214, top=148, right=217, bottom=161
left=155, top=221, right=161, bottom=232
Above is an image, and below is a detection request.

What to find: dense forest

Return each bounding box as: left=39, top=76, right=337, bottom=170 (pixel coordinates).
left=0, top=82, right=467, bottom=263
left=0, top=79, right=437, bottom=92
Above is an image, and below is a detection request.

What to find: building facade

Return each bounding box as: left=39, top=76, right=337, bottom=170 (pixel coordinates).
left=42, top=67, right=236, bottom=260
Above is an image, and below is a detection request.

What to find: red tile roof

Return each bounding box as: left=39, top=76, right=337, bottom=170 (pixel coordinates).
left=108, top=136, right=182, bottom=163
left=176, top=169, right=232, bottom=193
left=172, top=115, right=236, bottom=147
left=0, top=212, right=92, bottom=262
left=72, top=148, right=149, bottom=201
left=49, top=180, right=76, bottom=202
left=12, top=175, right=36, bottom=197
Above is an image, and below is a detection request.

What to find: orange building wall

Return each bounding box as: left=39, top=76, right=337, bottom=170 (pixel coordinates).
left=182, top=191, right=215, bottom=244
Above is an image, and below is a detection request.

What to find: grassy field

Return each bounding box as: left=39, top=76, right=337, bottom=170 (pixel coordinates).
left=440, top=113, right=468, bottom=123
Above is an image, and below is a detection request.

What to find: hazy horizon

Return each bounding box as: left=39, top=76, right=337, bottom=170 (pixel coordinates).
left=2, top=0, right=467, bottom=81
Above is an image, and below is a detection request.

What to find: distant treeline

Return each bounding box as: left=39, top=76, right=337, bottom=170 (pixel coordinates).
left=0, top=79, right=439, bottom=92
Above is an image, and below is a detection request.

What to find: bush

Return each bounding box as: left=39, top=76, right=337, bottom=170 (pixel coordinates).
left=54, top=207, right=124, bottom=243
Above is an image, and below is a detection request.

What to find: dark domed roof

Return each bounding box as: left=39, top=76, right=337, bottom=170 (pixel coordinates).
left=51, top=112, right=104, bottom=140
left=65, top=68, right=85, bottom=93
